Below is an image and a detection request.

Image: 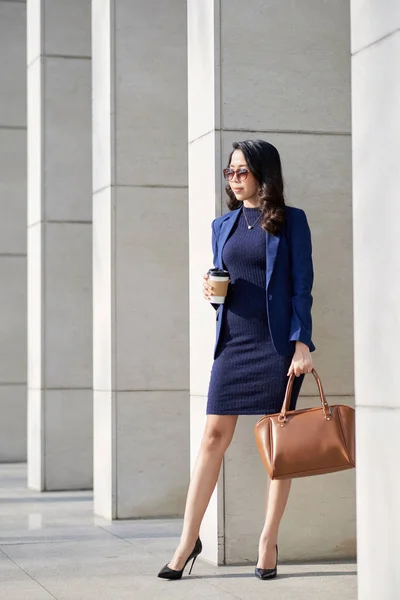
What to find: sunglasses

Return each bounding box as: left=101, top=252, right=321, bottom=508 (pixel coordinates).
left=223, top=167, right=250, bottom=182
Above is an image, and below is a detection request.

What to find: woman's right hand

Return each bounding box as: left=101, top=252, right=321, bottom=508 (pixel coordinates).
left=203, top=273, right=214, bottom=301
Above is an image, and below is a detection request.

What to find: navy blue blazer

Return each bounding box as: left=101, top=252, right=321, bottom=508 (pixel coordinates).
left=211, top=205, right=315, bottom=358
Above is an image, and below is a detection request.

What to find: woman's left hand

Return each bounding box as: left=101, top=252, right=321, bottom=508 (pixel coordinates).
left=287, top=341, right=313, bottom=377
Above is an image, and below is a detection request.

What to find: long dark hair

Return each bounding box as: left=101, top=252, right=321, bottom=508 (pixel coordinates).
left=225, top=140, right=286, bottom=235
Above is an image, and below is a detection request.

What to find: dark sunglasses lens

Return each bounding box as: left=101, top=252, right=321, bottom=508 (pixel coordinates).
left=223, top=168, right=248, bottom=181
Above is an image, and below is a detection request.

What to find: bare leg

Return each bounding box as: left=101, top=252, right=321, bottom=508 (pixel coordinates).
left=168, top=414, right=238, bottom=570
left=257, top=478, right=292, bottom=569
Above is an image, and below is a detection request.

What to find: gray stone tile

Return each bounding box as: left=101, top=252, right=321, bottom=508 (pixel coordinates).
left=44, top=389, right=93, bottom=491
left=221, top=0, right=351, bottom=134
left=0, top=463, right=27, bottom=492
left=0, top=464, right=96, bottom=534
left=0, top=257, right=27, bottom=384
left=43, top=0, right=91, bottom=57
left=116, top=391, right=189, bottom=518
left=0, top=386, right=27, bottom=462
left=0, top=538, right=151, bottom=600
left=42, top=57, right=92, bottom=222
left=44, top=222, right=92, bottom=388
left=27, top=362, right=92, bottom=493
left=0, top=550, right=54, bottom=600
left=28, top=54, right=92, bottom=225
left=28, top=222, right=92, bottom=457
left=114, top=0, right=188, bottom=187
left=0, top=1, right=26, bottom=126
left=197, top=561, right=357, bottom=600
left=115, top=186, right=189, bottom=391
left=99, top=518, right=182, bottom=541
left=0, top=129, right=27, bottom=254
left=93, top=389, right=190, bottom=520
left=0, top=526, right=108, bottom=546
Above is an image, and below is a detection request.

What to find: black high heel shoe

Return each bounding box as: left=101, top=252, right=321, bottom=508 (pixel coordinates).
left=157, top=538, right=202, bottom=580
left=255, top=544, right=278, bottom=580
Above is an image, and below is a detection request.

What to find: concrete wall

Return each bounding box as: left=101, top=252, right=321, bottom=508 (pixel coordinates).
left=351, top=0, right=400, bottom=598
left=188, top=0, right=354, bottom=564
left=0, top=0, right=27, bottom=462
left=27, top=0, right=93, bottom=490
left=92, top=0, right=190, bottom=519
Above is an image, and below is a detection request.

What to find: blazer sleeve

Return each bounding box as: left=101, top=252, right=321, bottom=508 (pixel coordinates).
left=211, top=219, right=218, bottom=265
left=210, top=219, right=219, bottom=311
left=288, top=210, right=315, bottom=350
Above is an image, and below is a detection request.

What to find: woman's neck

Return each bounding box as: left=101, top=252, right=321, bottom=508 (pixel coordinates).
left=243, top=198, right=261, bottom=209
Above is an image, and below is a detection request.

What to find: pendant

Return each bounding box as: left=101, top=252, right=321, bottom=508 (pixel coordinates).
left=248, top=225, right=252, bottom=230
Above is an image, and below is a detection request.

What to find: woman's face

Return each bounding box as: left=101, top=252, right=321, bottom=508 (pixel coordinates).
left=228, top=149, right=259, bottom=202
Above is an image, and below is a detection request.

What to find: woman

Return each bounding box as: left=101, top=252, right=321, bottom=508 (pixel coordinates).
left=158, top=139, right=314, bottom=581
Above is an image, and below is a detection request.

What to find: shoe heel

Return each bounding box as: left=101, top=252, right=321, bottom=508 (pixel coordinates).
left=188, top=554, right=198, bottom=575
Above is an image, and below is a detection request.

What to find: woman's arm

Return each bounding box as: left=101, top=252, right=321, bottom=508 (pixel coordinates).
left=288, top=209, right=314, bottom=350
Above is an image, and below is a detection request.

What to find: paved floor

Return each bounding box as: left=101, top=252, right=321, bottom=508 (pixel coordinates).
left=0, top=464, right=357, bottom=600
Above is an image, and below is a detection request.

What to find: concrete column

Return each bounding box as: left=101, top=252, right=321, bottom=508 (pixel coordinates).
left=351, top=2, right=400, bottom=598
left=0, top=1, right=27, bottom=462
left=188, top=0, right=354, bottom=564
left=92, top=0, right=189, bottom=519
left=27, top=1, right=92, bottom=490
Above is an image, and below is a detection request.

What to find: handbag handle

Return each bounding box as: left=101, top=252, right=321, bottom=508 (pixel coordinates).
left=278, top=368, right=332, bottom=423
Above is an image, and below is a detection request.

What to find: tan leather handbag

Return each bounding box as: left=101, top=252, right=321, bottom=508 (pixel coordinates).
left=254, top=369, right=355, bottom=480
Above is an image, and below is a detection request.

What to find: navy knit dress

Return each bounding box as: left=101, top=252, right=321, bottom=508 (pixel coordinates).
left=206, top=207, right=304, bottom=415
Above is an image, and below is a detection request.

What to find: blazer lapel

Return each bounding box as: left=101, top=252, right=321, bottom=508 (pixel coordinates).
left=216, top=208, right=241, bottom=268
left=266, top=230, right=281, bottom=289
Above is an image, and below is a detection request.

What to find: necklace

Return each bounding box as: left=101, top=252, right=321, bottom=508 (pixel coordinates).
left=242, top=206, right=262, bottom=230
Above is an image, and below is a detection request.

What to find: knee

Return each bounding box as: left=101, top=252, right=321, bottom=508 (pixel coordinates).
left=202, top=426, right=231, bottom=452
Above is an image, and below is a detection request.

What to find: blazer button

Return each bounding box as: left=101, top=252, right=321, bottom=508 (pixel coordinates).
left=268, top=294, right=273, bottom=300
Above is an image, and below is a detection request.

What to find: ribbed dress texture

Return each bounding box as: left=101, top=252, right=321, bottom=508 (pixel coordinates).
left=206, top=207, right=304, bottom=415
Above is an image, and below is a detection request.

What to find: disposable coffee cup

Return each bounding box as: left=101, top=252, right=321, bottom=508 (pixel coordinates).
left=207, top=268, right=230, bottom=304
